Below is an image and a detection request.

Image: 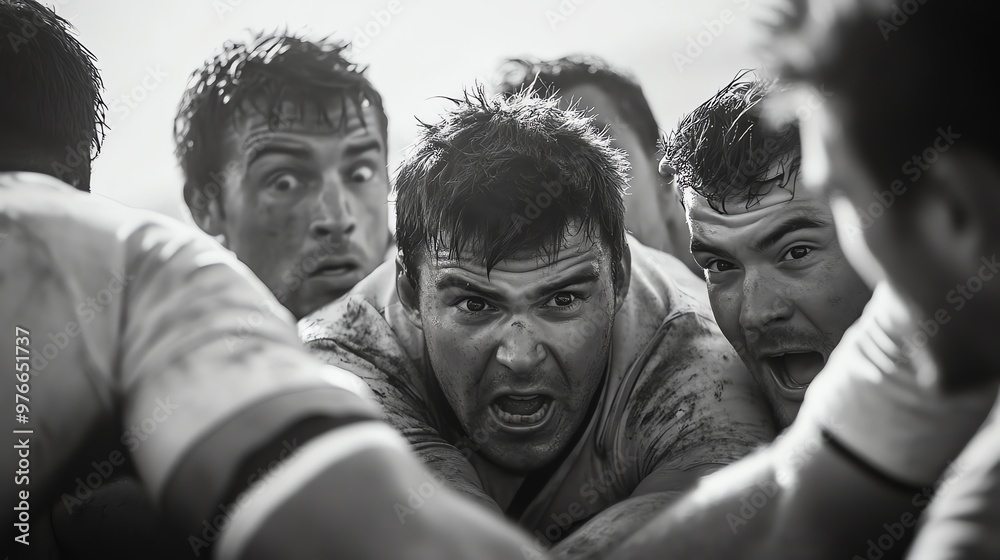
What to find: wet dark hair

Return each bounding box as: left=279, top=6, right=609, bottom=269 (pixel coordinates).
left=394, top=87, right=628, bottom=288
left=175, top=31, right=387, bottom=210
left=662, top=70, right=800, bottom=213
left=0, top=0, right=106, bottom=191
left=494, top=55, right=660, bottom=156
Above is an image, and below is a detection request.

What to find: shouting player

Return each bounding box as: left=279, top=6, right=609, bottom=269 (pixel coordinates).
left=662, top=72, right=872, bottom=428
left=610, top=1, right=1000, bottom=558
left=0, top=3, right=535, bottom=558
left=301, top=88, right=775, bottom=558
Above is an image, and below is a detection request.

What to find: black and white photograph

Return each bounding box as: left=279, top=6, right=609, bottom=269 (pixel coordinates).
left=2, top=0, right=998, bottom=558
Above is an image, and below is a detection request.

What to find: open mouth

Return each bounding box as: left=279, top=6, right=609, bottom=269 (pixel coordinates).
left=764, top=351, right=825, bottom=396
left=489, top=395, right=554, bottom=431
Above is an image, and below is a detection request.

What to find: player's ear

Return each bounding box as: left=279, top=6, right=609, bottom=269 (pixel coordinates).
left=185, top=182, right=226, bottom=239
left=614, top=242, right=632, bottom=314
left=395, top=257, right=423, bottom=329
left=914, top=149, right=995, bottom=276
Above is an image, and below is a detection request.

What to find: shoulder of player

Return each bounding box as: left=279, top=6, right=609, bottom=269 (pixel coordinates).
left=603, top=312, right=766, bottom=471
left=1, top=172, right=247, bottom=312
left=299, top=263, right=399, bottom=346
left=624, top=237, right=710, bottom=319
left=632, top=310, right=736, bottom=399
left=297, top=267, right=432, bottom=408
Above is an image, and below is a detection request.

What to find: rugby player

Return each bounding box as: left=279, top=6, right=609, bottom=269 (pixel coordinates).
left=661, top=72, right=872, bottom=428
left=0, top=3, right=534, bottom=558
left=495, top=55, right=698, bottom=276
left=301, top=88, right=776, bottom=558
left=176, top=32, right=394, bottom=320
left=607, top=1, right=1000, bottom=558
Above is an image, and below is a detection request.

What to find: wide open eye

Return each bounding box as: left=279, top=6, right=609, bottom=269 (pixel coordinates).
left=349, top=164, right=376, bottom=184
left=267, top=171, right=306, bottom=194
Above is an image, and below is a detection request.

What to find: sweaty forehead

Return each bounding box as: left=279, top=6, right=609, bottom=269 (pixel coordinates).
left=232, top=97, right=382, bottom=139
left=425, top=222, right=609, bottom=277
left=685, top=174, right=830, bottom=232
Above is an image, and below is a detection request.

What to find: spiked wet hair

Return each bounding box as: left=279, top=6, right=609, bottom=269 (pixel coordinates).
left=394, top=86, right=629, bottom=288
left=662, top=70, right=800, bottom=214
left=174, top=31, right=387, bottom=209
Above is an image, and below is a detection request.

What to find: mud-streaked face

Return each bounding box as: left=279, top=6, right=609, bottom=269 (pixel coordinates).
left=685, top=164, right=871, bottom=427
left=215, top=100, right=390, bottom=318
left=411, top=225, right=626, bottom=472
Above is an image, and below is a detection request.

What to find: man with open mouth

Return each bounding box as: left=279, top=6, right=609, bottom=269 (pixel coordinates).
left=301, top=88, right=776, bottom=557
left=0, top=4, right=537, bottom=559
left=176, top=32, right=395, bottom=320
left=607, top=2, right=1000, bottom=559
left=660, top=72, right=873, bottom=429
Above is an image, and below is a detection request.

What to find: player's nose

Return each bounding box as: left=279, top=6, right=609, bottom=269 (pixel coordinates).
left=495, top=321, right=547, bottom=375
left=739, top=272, right=794, bottom=334
left=310, top=178, right=357, bottom=242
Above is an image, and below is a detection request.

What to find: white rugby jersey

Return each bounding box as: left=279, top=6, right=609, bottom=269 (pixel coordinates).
left=0, top=172, right=377, bottom=538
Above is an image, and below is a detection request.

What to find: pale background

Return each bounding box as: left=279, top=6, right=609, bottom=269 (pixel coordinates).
left=51, top=0, right=776, bottom=224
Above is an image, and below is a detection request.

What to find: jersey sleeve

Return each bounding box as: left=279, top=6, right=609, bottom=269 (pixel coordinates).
left=907, top=408, right=1000, bottom=559
left=622, top=311, right=777, bottom=484
left=301, top=297, right=500, bottom=511
left=116, top=217, right=380, bottom=532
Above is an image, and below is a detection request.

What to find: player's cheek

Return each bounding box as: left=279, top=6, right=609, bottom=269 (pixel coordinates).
left=437, top=324, right=489, bottom=398
left=551, top=328, right=598, bottom=391
left=710, top=287, right=746, bottom=348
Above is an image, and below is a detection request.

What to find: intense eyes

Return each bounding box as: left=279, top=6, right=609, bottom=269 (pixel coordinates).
left=262, top=163, right=377, bottom=196
left=350, top=164, right=376, bottom=184
left=703, top=246, right=813, bottom=273
left=456, top=292, right=582, bottom=315
left=780, top=246, right=813, bottom=261
left=549, top=292, right=580, bottom=307
left=705, top=260, right=736, bottom=273
left=267, top=172, right=306, bottom=193
left=461, top=297, right=493, bottom=313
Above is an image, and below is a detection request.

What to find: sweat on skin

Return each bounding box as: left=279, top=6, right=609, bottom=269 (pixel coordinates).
left=191, top=99, right=392, bottom=319
left=684, top=169, right=871, bottom=428
left=300, top=227, right=777, bottom=548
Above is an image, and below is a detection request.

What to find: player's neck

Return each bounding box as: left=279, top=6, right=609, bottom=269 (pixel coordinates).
left=471, top=455, right=527, bottom=511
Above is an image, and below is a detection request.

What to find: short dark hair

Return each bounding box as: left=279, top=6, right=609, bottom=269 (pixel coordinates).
left=174, top=31, right=388, bottom=209
left=767, top=0, right=997, bottom=197
left=0, top=0, right=106, bottom=192
left=662, top=71, right=800, bottom=214
left=494, top=55, right=660, bottom=156
left=395, top=87, right=628, bottom=288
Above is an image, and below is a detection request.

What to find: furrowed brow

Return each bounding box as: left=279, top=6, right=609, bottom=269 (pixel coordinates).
left=434, top=275, right=505, bottom=300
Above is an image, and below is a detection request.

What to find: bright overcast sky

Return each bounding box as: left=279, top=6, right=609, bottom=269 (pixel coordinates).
left=52, top=0, right=776, bottom=223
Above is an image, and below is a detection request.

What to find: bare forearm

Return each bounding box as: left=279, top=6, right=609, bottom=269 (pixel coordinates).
left=611, top=425, right=924, bottom=560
